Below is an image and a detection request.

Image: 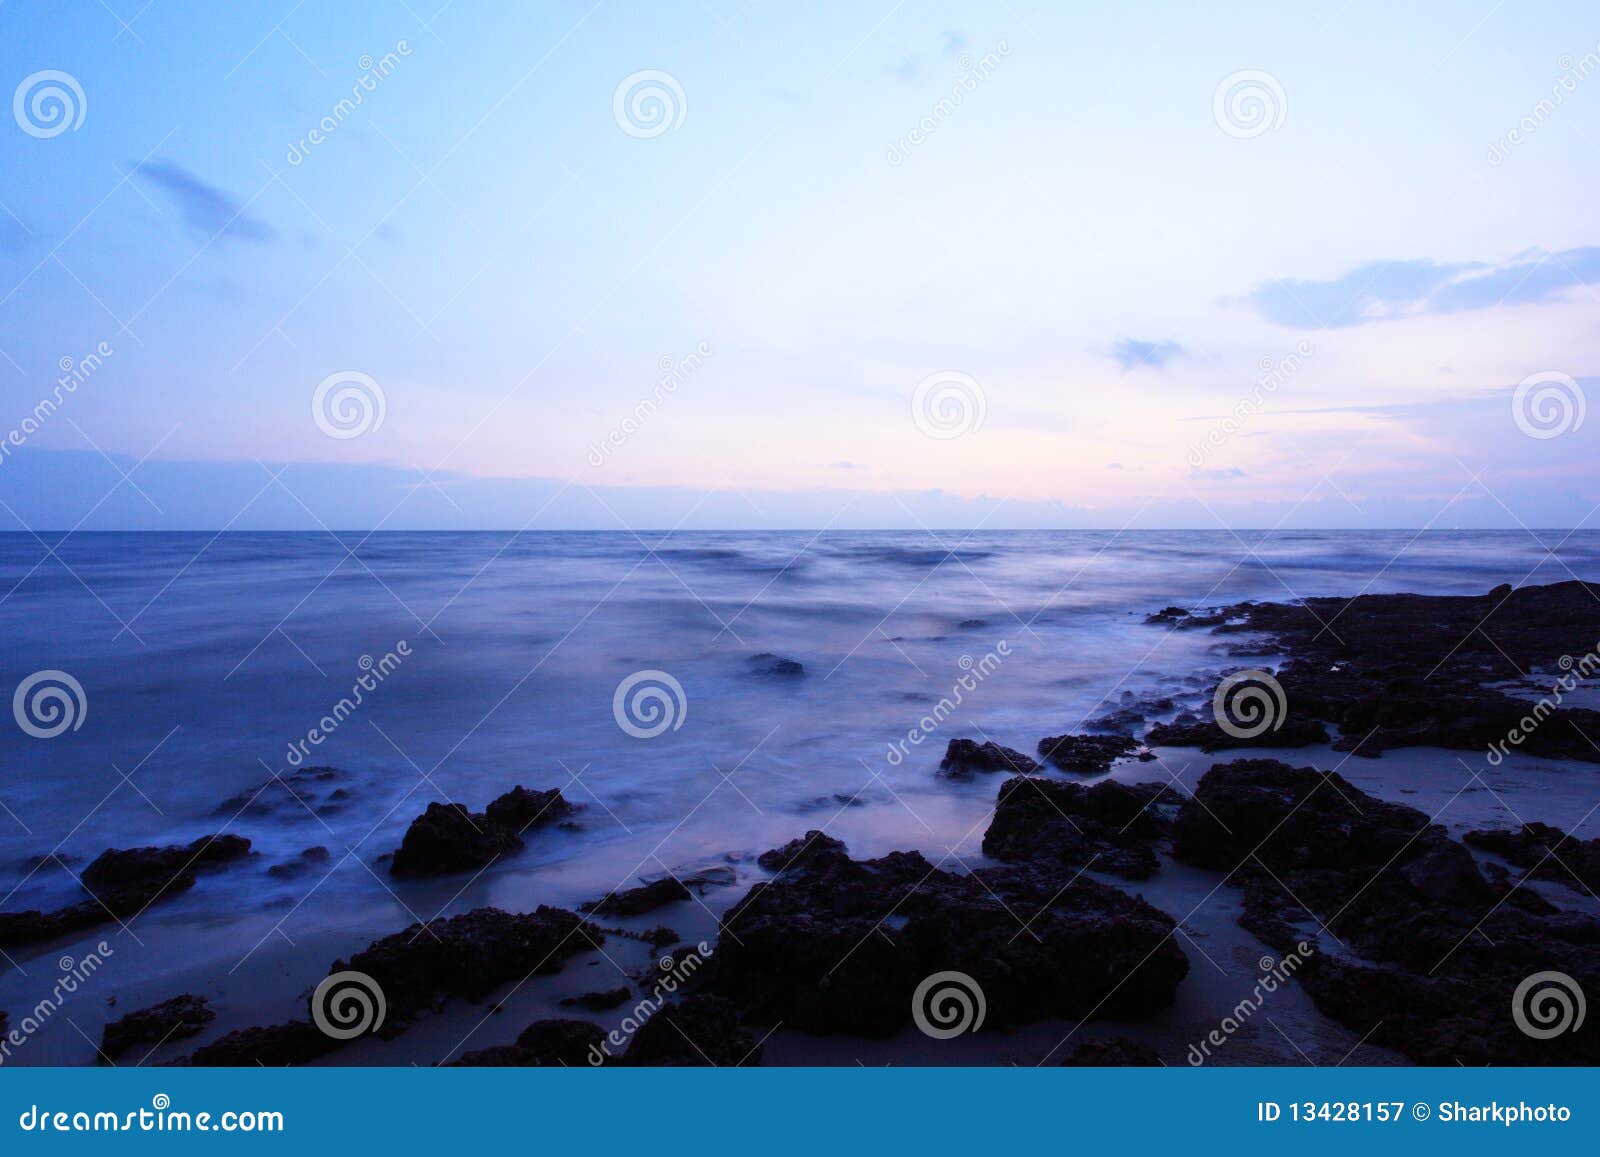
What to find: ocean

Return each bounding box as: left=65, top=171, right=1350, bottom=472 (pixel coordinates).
left=3, top=529, right=1598, bottom=1064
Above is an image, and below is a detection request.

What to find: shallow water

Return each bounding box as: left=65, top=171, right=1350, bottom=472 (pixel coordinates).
left=2, top=529, right=1597, bottom=1064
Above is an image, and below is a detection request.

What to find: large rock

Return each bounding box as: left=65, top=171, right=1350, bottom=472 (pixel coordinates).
left=1151, top=581, right=1600, bottom=761
left=81, top=835, right=252, bottom=893
left=1175, top=759, right=1600, bottom=1065
left=983, top=777, right=1169, bottom=880
left=938, top=738, right=1040, bottom=777
left=390, top=788, right=576, bottom=877
left=1, top=836, right=252, bottom=949
left=338, top=906, right=605, bottom=1025
left=707, top=836, right=1188, bottom=1036
left=389, top=803, right=523, bottom=877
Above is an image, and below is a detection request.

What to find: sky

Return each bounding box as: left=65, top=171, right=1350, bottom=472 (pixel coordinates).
left=0, top=0, right=1597, bottom=530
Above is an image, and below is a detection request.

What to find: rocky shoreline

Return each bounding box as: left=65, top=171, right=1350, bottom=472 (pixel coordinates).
left=4, top=579, right=1598, bottom=1066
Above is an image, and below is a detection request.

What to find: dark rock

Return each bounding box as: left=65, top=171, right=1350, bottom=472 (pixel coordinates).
left=581, top=877, right=692, bottom=917
left=756, top=830, right=848, bottom=874
left=708, top=840, right=1188, bottom=1036
left=1156, top=581, right=1600, bottom=761
left=484, top=786, right=574, bottom=832
left=82, top=835, right=252, bottom=893
left=389, top=803, right=523, bottom=877
left=216, top=766, right=344, bottom=817
left=1145, top=606, right=1191, bottom=624
left=957, top=619, right=988, bottom=629
left=184, top=1020, right=338, bottom=1066
left=983, top=777, right=1169, bottom=880
left=100, top=994, right=215, bottom=1061
left=337, top=906, right=605, bottom=1026
left=1465, top=822, right=1600, bottom=896
left=268, top=846, right=331, bottom=880
left=747, top=652, right=805, bottom=678
left=642, top=926, right=679, bottom=947
left=623, top=995, right=761, bottom=1066
left=1174, top=758, right=1600, bottom=1065
left=1145, top=711, right=1329, bottom=752
left=454, top=1018, right=606, bottom=1067
left=2, top=836, right=252, bottom=949
left=1059, top=1036, right=1163, bottom=1066
left=561, top=987, right=632, bottom=1012
left=939, top=738, right=1041, bottom=777
left=1036, top=733, right=1149, bottom=774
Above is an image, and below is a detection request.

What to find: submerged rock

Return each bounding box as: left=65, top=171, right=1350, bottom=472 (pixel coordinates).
left=581, top=877, right=692, bottom=917
left=938, top=738, right=1041, bottom=777
left=561, top=987, right=632, bottom=1012
left=747, top=652, right=805, bottom=678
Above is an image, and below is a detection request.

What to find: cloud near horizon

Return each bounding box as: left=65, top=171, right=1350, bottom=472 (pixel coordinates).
left=1238, top=247, right=1600, bottom=328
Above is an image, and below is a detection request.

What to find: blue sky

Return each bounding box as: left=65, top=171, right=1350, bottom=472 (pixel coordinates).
left=1, top=0, right=1597, bottom=529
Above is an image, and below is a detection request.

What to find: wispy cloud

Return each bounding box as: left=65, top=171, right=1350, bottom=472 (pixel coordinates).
left=1236, top=247, right=1600, bottom=328
left=1110, top=337, right=1185, bottom=371
left=130, top=160, right=276, bottom=244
